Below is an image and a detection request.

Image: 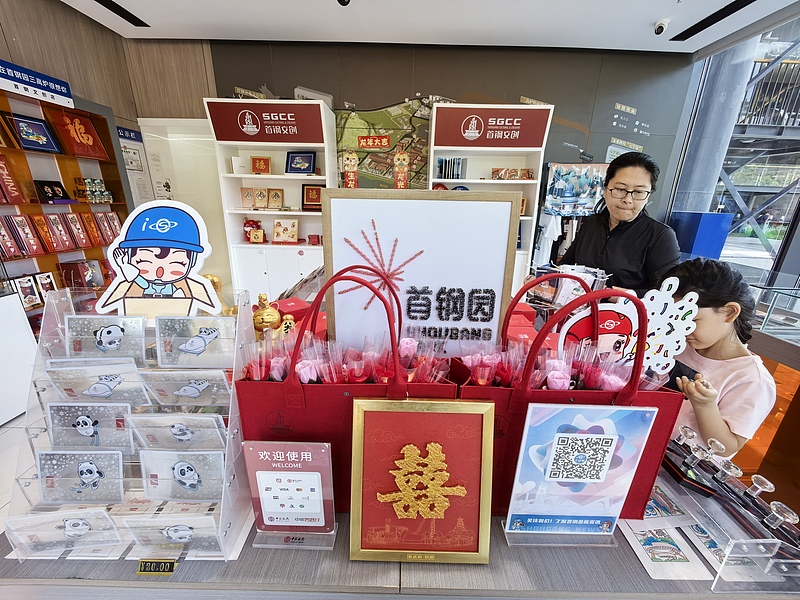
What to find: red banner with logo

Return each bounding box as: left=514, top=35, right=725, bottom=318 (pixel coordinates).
left=206, top=101, right=324, bottom=144
left=432, top=105, right=551, bottom=148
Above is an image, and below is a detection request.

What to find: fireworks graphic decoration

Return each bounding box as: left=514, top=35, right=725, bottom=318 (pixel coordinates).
left=342, top=220, right=424, bottom=310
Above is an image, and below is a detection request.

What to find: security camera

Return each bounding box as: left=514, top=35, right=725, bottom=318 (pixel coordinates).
left=654, top=20, right=669, bottom=36
left=337, top=0, right=350, bottom=5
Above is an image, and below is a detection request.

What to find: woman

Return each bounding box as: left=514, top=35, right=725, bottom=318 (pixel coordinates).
left=560, top=152, right=680, bottom=297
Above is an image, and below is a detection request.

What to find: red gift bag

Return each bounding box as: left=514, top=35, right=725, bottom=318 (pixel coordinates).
left=460, top=280, right=683, bottom=519
left=236, top=269, right=457, bottom=512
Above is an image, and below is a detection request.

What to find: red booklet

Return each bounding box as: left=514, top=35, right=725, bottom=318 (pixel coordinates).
left=5, top=214, right=46, bottom=256
left=0, top=155, right=25, bottom=204
left=45, top=213, right=76, bottom=252
left=106, top=211, right=123, bottom=236
left=28, top=213, right=56, bottom=253
left=80, top=211, right=104, bottom=247
left=93, top=211, right=116, bottom=245
left=62, top=212, right=93, bottom=249
left=0, top=216, right=24, bottom=259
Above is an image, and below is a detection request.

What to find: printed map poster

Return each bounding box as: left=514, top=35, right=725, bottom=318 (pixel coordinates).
left=335, top=98, right=436, bottom=190
left=506, top=404, right=656, bottom=536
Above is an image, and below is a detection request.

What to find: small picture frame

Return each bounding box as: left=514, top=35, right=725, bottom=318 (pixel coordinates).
left=519, top=168, right=535, bottom=180
left=13, top=275, right=42, bottom=309
left=5, top=114, right=61, bottom=153
left=249, top=229, right=265, bottom=243
left=273, top=218, right=298, bottom=243
left=250, top=156, right=271, bottom=175
left=285, top=151, right=316, bottom=175
left=266, top=188, right=284, bottom=209
left=240, top=187, right=254, bottom=207
left=253, top=188, right=268, bottom=208
left=34, top=272, right=58, bottom=297
left=302, top=184, right=324, bottom=211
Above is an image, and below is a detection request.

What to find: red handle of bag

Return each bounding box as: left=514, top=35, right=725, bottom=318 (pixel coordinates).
left=307, top=264, right=403, bottom=338
left=283, top=273, right=407, bottom=406
left=510, top=289, right=649, bottom=407
left=500, top=273, right=597, bottom=346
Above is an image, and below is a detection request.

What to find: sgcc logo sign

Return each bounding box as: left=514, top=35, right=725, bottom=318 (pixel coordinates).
left=238, top=110, right=260, bottom=136
left=461, top=115, right=484, bottom=141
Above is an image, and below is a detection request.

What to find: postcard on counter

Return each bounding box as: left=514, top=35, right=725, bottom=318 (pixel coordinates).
left=37, top=450, right=124, bottom=505
left=155, top=316, right=236, bottom=369
left=139, top=450, right=225, bottom=502
left=65, top=315, right=147, bottom=367
left=47, top=402, right=134, bottom=453
left=127, top=414, right=226, bottom=451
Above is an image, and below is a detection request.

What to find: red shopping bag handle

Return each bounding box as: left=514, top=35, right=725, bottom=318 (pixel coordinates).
left=307, top=264, right=403, bottom=338
left=511, top=289, right=649, bottom=407
left=501, top=272, right=597, bottom=346
left=283, top=273, right=406, bottom=406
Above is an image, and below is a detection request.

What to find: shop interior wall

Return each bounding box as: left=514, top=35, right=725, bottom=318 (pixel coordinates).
left=211, top=42, right=696, bottom=215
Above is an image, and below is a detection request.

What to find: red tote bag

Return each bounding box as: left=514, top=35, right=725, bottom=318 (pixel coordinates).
left=460, top=284, right=683, bottom=519
left=236, top=271, right=457, bottom=512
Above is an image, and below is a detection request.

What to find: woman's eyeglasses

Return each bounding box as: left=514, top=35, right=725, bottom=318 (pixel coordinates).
left=606, top=187, right=651, bottom=201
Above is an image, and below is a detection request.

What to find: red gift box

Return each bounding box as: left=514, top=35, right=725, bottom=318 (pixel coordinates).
left=274, top=297, right=310, bottom=322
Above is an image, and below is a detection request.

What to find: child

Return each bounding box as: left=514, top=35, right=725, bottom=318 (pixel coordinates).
left=662, top=258, right=775, bottom=457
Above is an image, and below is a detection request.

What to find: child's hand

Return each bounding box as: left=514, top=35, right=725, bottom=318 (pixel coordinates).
left=677, top=374, right=719, bottom=408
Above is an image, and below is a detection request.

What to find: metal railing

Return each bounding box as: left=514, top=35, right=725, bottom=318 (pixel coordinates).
left=738, top=59, right=800, bottom=126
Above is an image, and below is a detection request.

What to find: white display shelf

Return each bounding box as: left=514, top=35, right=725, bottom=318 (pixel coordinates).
left=432, top=178, right=539, bottom=185
left=221, top=173, right=327, bottom=182
left=427, top=102, right=554, bottom=295
left=205, top=98, right=336, bottom=302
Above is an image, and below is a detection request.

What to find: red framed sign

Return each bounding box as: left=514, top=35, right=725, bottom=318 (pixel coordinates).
left=243, top=441, right=335, bottom=534
left=350, top=398, right=493, bottom=563
left=432, top=104, right=552, bottom=148
left=205, top=100, right=325, bottom=144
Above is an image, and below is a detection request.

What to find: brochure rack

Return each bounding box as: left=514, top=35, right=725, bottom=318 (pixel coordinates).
left=3, top=288, right=254, bottom=561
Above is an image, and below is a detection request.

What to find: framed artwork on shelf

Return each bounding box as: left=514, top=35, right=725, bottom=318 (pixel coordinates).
left=266, top=188, right=284, bottom=209
left=253, top=188, right=268, bottom=208
left=249, top=229, right=264, bottom=243
left=51, top=111, right=109, bottom=160
left=350, top=398, right=494, bottom=564
left=34, top=179, right=73, bottom=204
left=13, top=275, right=42, bottom=309
left=240, top=187, right=254, bottom=207
left=302, top=184, right=324, bottom=211
left=273, top=218, right=298, bottom=243
left=5, top=114, right=61, bottom=154
left=34, top=272, right=58, bottom=297
left=250, top=156, right=271, bottom=175
left=286, top=151, right=316, bottom=175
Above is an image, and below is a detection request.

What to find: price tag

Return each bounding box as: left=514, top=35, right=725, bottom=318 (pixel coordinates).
left=137, top=559, right=176, bottom=576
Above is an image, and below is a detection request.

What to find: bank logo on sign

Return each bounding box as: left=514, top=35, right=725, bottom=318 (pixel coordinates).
left=238, top=110, right=260, bottom=136
left=461, top=115, right=484, bottom=141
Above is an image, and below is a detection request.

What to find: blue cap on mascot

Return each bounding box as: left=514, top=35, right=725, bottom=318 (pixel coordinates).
left=119, top=206, right=204, bottom=253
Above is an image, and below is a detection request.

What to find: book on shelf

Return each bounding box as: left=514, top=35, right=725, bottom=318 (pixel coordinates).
left=80, top=211, right=105, bottom=247
left=0, top=155, right=25, bottom=204
left=0, top=216, right=24, bottom=259
left=62, top=212, right=93, bottom=249
left=28, top=213, right=56, bottom=253
left=93, top=212, right=116, bottom=245
left=436, top=157, right=468, bottom=179
left=44, top=213, right=77, bottom=252
left=231, top=156, right=249, bottom=174
left=106, top=211, right=123, bottom=237
left=4, top=214, right=46, bottom=256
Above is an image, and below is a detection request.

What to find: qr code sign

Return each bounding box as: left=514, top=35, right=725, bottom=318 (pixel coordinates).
left=545, top=433, right=618, bottom=483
